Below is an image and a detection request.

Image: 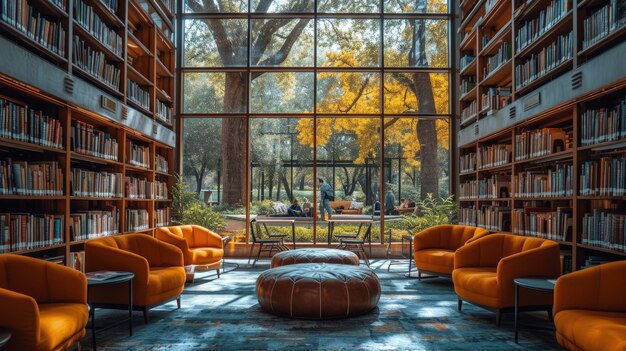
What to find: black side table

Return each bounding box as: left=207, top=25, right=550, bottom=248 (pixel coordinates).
left=0, top=328, right=11, bottom=349
left=87, top=271, right=134, bottom=351
left=514, top=277, right=557, bottom=343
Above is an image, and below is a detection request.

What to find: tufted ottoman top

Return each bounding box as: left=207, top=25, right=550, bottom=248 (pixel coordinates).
left=271, top=248, right=360, bottom=268
left=256, top=263, right=381, bottom=319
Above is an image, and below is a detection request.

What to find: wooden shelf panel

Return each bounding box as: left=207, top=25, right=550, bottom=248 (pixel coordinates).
left=70, top=152, right=123, bottom=166
left=480, top=60, right=513, bottom=86
left=579, top=25, right=626, bottom=59
left=577, top=244, right=626, bottom=257
left=514, top=58, right=573, bottom=96
left=0, top=22, right=68, bottom=66
left=480, top=21, right=512, bottom=57
left=72, top=64, right=123, bottom=98
left=84, top=0, right=124, bottom=28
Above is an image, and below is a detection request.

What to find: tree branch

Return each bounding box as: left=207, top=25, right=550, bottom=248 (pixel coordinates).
left=341, top=74, right=371, bottom=113
left=186, top=0, right=234, bottom=65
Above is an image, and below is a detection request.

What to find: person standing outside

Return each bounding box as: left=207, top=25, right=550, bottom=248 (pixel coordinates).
left=384, top=186, right=396, bottom=215
left=318, top=178, right=334, bottom=220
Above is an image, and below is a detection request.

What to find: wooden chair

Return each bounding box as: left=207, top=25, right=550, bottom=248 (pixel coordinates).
left=248, top=220, right=288, bottom=267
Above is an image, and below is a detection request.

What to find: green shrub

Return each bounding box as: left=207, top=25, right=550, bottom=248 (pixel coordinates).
left=171, top=174, right=226, bottom=232
left=250, top=200, right=275, bottom=216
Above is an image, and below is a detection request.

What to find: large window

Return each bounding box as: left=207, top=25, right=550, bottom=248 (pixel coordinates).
left=179, top=0, right=452, bottom=244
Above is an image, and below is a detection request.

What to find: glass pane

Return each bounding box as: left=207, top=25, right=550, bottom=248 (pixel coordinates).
left=251, top=0, right=314, bottom=12
left=315, top=117, right=382, bottom=243
left=383, top=0, right=448, bottom=13
left=317, top=19, right=380, bottom=67
left=250, top=72, right=314, bottom=113
left=384, top=72, right=449, bottom=115
left=251, top=19, right=314, bottom=67
left=383, top=117, right=452, bottom=242
left=317, top=72, right=381, bottom=114
left=183, top=72, right=248, bottom=113
left=250, top=118, right=315, bottom=243
left=384, top=19, right=449, bottom=68
left=183, top=19, right=248, bottom=67
left=318, top=0, right=379, bottom=13
left=182, top=118, right=247, bottom=241
left=183, top=0, right=248, bottom=13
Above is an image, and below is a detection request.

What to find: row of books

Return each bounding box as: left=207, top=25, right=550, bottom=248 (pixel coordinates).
left=0, top=0, right=67, bottom=55
left=515, top=0, right=570, bottom=51
left=581, top=210, right=625, bottom=253
left=71, top=120, right=119, bottom=161
left=459, top=206, right=477, bottom=226
left=99, top=0, right=117, bottom=15
left=74, top=0, right=123, bottom=56
left=155, top=100, right=172, bottom=124
left=513, top=207, right=572, bottom=241
left=126, top=208, right=149, bottom=232
left=71, top=168, right=123, bottom=198
left=0, top=213, right=63, bottom=252
left=478, top=144, right=511, bottom=169
left=514, top=32, right=573, bottom=90
left=128, top=142, right=151, bottom=168
left=480, top=87, right=511, bottom=112
left=155, top=207, right=171, bottom=227
left=513, top=164, right=574, bottom=198
left=0, top=160, right=63, bottom=196
left=460, top=76, right=476, bottom=95
left=477, top=205, right=511, bottom=232
left=126, top=176, right=152, bottom=199
left=478, top=175, right=510, bottom=199
left=459, top=180, right=477, bottom=200
left=127, top=79, right=150, bottom=111
left=460, top=53, right=475, bottom=71
left=580, top=95, right=626, bottom=146
left=0, top=98, right=64, bottom=149
left=581, top=255, right=622, bottom=269
left=154, top=180, right=168, bottom=200
left=460, top=153, right=476, bottom=174
left=155, top=154, right=169, bottom=173
left=579, top=157, right=626, bottom=197
left=514, top=128, right=568, bottom=161
left=70, top=207, right=119, bottom=241
left=582, top=0, right=626, bottom=50
left=73, top=35, right=121, bottom=91
left=461, top=100, right=477, bottom=124
left=483, top=42, right=512, bottom=80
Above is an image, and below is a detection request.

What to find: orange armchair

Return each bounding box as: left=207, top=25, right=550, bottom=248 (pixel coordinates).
left=85, top=234, right=186, bottom=323
left=156, top=225, right=224, bottom=275
left=554, top=261, right=626, bottom=351
left=0, top=254, right=88, bottom=351
left=413, top=225, right=489, bottom=278
left=453, top=234, right=561, bottom=325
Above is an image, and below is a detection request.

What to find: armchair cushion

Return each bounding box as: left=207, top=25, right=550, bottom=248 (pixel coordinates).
left=38, top=303, right=89, bottom=351
left=413, top=225, right=490, bottom=275
left=555, top=310, right=626, bottom=351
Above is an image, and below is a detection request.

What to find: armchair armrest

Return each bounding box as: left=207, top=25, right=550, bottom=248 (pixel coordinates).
left=497, top=243, right=560, bottom=286
left=155, top=240, right=185, bottom=267
left=192, top=225, right=224, bottom=249
left=0, top=288, right=40, bottom=349
left=45, top=263, right=87, bottom=304
left=413, top=226, right=443, bottom=251
left=85, top=243, right=150, bottom=288
left=554, top=260, right=626, bottom=315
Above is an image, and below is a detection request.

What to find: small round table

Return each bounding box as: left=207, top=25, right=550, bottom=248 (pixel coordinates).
left=0, top=328, right=11, bottom=349
left=87, top=271, right=134, bottom=351
left=514, top=277, right=557, bottom=343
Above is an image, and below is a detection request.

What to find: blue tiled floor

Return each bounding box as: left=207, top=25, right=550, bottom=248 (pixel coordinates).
left=88, top=259, right=561, bottom=351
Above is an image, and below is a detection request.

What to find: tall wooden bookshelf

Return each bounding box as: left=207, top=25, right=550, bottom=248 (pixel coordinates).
left=0, top=0, right=175, bottom=267
left=458, top=0, right=626, bottom=271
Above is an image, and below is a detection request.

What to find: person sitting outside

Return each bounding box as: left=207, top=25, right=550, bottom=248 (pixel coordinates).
left=407, top=198, right=416, bottom=208
left=287, top=199, right=305, bottom=217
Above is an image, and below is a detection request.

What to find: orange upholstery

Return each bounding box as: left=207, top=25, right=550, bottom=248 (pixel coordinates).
left=330, top=201, right=362, bottom=214
left=413, top=225, right=489, bottom=275
left=554, top=261, right=626, bottom=351
left=453, top=234, right=560, bottom=310
left=0, top=254, right=88, bottom=351
left=156, top=225, right=224, bottom=267
left=85, top=234, right=185, bottom=309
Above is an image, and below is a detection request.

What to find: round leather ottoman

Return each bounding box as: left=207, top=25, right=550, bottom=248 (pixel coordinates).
left=271, top=248, right=360, bottom=268
left=256, top=263, right=381, bottom=319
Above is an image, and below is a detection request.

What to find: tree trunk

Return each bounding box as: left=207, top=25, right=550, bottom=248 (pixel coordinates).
left=220, top=73, right=247, bottom=205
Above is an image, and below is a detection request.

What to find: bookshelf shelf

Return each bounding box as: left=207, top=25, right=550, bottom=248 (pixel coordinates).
left=577, top=244, right=626, bottom=257
left=460, top=27, right=478, bottom=51
left=513, top=149, right=573, bottom=165
left=478, top=163, right=512, bottom=173
left=73, top=22, right=124, bottom=62
left=127, top=32, right=152, bottom=57
left=460, top=0, right=486, bottom=32
left=127, top=64, right=153, bottom=87
left=156, top=58, right=174, bottom=78
left=0, top=195, right=66, bottom=200
left=30, top=0, right=69, bottom=18
left=515, top=11, right=573, bottom=59
left=480, top=60, right=512, bottom=86
left=578, top=24, right=626, bottom=59
left=578, top=138, right=626, bottom=151
left=0, top=138, right=65, bottom=154
left=11, top=243, right=67, bottom=255
left=70, top=197, right=123, bottom=201
left=514, top=196, right=573, bottom=201
left=460, top=86, right=478, bottom=102
left=72, top=65, right=123, bottom=97
left=480, top=22, right=512, bottom=57
left=125, top=164, right=153, bottom=173
left=70, top=152, right=123, bottom=166
left=577, top=196, right=626, bottom=201
left=514, top=58, right=574, bottom=96
left=483, top=0, right=511, bottom=29
left=84, top=0, right=124, bottom=28
left=460, top=58, right=478, bottom=76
